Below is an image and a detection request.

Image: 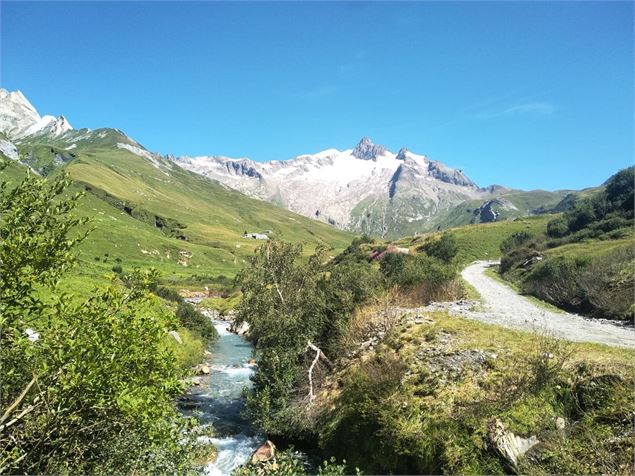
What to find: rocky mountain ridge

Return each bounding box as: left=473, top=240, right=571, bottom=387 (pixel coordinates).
left=173, top=138, right=513, bottom=236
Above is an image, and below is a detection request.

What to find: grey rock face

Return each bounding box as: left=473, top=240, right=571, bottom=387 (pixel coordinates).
left=396, top=147, right=409, bottom=161
left=473, top=198, right=519, bottom=223
left=427, top=160, right=476, bottom=187
left=352, top=137, right=387, bottom=161
left=225, top=160, right=262, bottom=179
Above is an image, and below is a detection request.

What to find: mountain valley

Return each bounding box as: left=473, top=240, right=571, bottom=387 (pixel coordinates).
left=1, top=88, right=573, bottom=244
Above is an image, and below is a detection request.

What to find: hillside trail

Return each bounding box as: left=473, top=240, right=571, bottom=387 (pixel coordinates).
left=455, top=261, right=635, bottom=349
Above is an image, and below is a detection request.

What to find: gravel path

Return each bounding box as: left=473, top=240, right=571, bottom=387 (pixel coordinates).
left=458, top=261, right=635, bottom=349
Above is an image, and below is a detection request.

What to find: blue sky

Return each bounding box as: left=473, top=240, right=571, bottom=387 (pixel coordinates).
left=1, top=1, right=632, bottom=190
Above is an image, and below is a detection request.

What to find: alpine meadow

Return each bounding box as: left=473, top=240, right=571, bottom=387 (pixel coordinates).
left=1, top=2, right=633, bottom=475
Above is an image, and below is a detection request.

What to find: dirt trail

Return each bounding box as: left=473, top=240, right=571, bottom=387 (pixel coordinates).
left=457, top=261, right=635, bottom=349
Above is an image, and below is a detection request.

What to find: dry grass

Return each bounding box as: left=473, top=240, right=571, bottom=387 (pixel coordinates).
left=398, top=278, right=466, bottom=306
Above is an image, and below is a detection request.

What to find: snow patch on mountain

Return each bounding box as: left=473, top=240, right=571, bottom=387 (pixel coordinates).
left=116, top=142, right=169, bottom=175
left=0, top=139, right=19, bottom=160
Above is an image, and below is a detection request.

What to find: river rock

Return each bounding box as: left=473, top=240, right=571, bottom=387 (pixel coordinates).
left=195, top=364, right=211, bottom=375
left=488, top=417, right=538, bottom=467
left=555, top=416, right=566, bottom=430
left=230, top=320, right=250, bottom=336
left=251, top=440, right=276, bottom=463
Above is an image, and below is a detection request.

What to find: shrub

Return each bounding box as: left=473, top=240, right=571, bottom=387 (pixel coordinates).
left=379, top=252, right=408, bottom=281
left=155, top=285, right=184, bottom=303
left=605, top=166, right=635, bottom=210
left=522, top=247, right=634, bottom=320
left=500, top=231, right=534, bottom=254
left=176, top=301, right=218, bottom=344
left=421, top=233, right=458, bottom=263
left=522, top=256, right=587, bottom=310
left=500, top=245, right=537, bottom=274
left=546, top=216, right=568, bottom=238
left=111, top=263, right=123, bottom=274
left=567, top=201, right=597, bottom=233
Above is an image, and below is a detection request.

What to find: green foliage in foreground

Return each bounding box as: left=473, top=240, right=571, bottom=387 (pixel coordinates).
left=319, top=314, right=635, bottom=475
left=233, top=450, right=355, bottom=476
left=0, top=169, right=196, bottom=474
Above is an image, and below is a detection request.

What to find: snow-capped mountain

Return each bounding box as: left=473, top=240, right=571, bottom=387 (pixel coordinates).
left=172, top=137, right=490, bottom=236
left=0, top=88, right=72, bottom=139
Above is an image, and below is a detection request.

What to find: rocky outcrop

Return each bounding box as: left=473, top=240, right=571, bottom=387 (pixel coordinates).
left=0, top=139, right=18, bottom=160
left=488, top=417, right=539, bottom=469
left=427, top=160, right=476, bottom=187
left=473, top=198, right=518, bottom=223
left=224, top=160, right=262, bottom=179
left=251, top=440, right=276, bottom=463
left=395, top=147, right=409, bottom=161
left=352, top=137, right=387, bottom=161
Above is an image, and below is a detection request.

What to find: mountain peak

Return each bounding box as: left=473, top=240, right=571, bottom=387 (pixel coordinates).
left=396, top=147, right=409, bottom=161
left=0, top=89, right=72, bottom=139
left=352, top=137, right=387, bottom=161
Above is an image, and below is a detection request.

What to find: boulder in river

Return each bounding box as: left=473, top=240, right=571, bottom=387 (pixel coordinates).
left=251, top=440, right=276, bottom=463
left=195, top=364, right=211, bottom=375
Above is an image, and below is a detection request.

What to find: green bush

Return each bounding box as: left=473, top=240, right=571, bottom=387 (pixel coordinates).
left=155, top=285, right=184, bottom=303
left=420, top=233, right=458, bottom=263
left=237, top=240, right=383, bottom=436
left=500, top=245, right=537, bottom=274
left=547, top=166, right=634, bottom=238
left=605, top=166, right=635, bottom=210
left=176, top=301, right=218, bottom=344
left=382, top=253, right=456, bottom=290
left=522, top=247, right=634, bottom=320
left=379, top=252, right=408, bottom=281
left=546, top=216, right=568, bottom=238
left=500, top=231, right=534, bottom=254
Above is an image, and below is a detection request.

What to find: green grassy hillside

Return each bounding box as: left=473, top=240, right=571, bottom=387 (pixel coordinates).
left=394, top=215, right=553, bottom=265
left=2, top=132, right=355, bottom=291
left=424, top=189, right=571, bottom=232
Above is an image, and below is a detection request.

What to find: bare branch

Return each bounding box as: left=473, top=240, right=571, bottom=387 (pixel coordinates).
left=0, top=377, right=36, bottom=425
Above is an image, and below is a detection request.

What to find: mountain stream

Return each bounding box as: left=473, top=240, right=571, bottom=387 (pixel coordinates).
left=179, top=311, right=261, bottom=476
